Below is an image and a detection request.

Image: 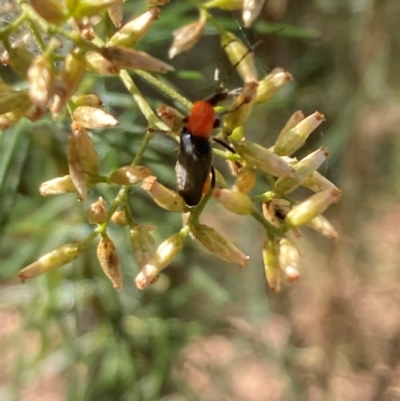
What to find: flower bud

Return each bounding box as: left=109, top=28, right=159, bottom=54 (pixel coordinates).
left=306, top=214, right=338, bottom=240
left=169, top=14, right=206, bottom=59
left=190, top=223, right=250, bottom=267
left=40, top=175, right=77, bottom=196
left=27, top=55, right=54, bottom=110
left=72, top=94, right=102, bottom=108
left=301, top=171, right=338, bottom=193
left=279, top=237, right=300, bottom=282
left=8, top=45, right=35, bottom=78
left=101, top=46, right=174, bottom=73
left=156, top=104, right=185, bottom=132
left=274, top=112, right=325, bottom=156
left=87, top=196, right=107, bottom=224
left=262, top=238, right=281, bottom=292
left=255, top=68, right=293, bottom=104
left=67, top=135, right=87, bottom=200
left=97, top=236, right=122, bottom=290
left=233, top=166, right=256, bottom=193
left=142, top=176, right=186, bottom=212
left=224, top=81, right=258, bottom=133
left=204, top=0, right=244, bottom=10
left=71, top=121, right=99, bottom=176
left=284, top=188, right=341, bottom=228
left=111, top=210, right=128, bottom=226
left=85, top=51, right=120, bottom=75
left=73, top=106, right=118, bottom=129
left=135, top=232, right=185, bottom=289
left=130, top=224, right=156, bottom=268
left=0, top=89, right=30, bottom=115
left=107, top=8, right=160, bottom=47
left=274, top=147, right=329, bottom=195
left=68, top=0, right=121, bottom=18
left=74, top=17, right=96, bottom=41
left=221, top=32, right=258, bottom=83
left=213, top=187, right=254, bottom=215
left=276, top=110, right=304, bottom=142
left=242, top=0, right=265, bottom=27
left=108, top=0, right=124, bottom=27
left=29, top=0, right=65, bottom=24
left=110, top=165, right=151, bottom=185
left=230, top=126, right=244, bottom=141
left=233, top=140, right=294, bottom=177
left=19, top=243, right=80, bottom=282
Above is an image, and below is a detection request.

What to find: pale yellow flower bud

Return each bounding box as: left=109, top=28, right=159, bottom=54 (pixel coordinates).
left=0, top=89, right=30, bottom=115
left=111, top=210, right=128, bottom=226
left=19, top=243, right=80, bottom=282
left=7, top=45, right=35, bottom=78
left=274, top=112, right=325, bottom=156
left=233, top=166, right=256, bottom=193
left=301, top=171, right=338, bottom=193
left=67, top=135, right=87, bottom=200
left=156, top=104, right=185, bottom=132
left=191, top=224, right=250, bottom=267
left=110, top=165, right=151, bottom=185
left=108, top=8, right=160, bottom=47
left=221, top=32, right=258, bottom=83
left=233, top=140, right=294, bottom=177
left=97, top=236, right=122, bottom=290
left=87, top=197, right=107, bottom=224
left=40, top=175, right=77, bottom=196
left=29, top=0, right=65, bottom=24
left=169, top=15, right=206, bottom=59
left=284, top=188, right=341, bottom=228
left=67, top=0, right=121, bottom=18
left=72, top=94, right=103, bottom=108
left=142, top=176, right=186, bottom=212
left=242, top=0, right=265, bottom=27
left=278, top=237, right=300, bottom=281
left=85, top=51, right=120, bottom=75
left=73, top=106, right=118, bottom=129
left=306, top=214, right=338, bottom=240
left=213, top=188, right=254, bottom=215
left=224, top=81, right=258, bottom=133
left=135, top=232, right=185, bottom=289
left=204, top=0, right=244, bottom=10
left=108, top=0, right=124, bottom=27
left=262, top=238, right=281, bottom=292
left=274, top=147, right=329, bottom=195
left=230, top=126, right=244, bottom=141
left=101, top=46, right=174, bottom=73
left=130, top=224, right=156, bottom=268
left=27, top=55, right=54, bottom=110
left=255, top=68, right=293, bottom=104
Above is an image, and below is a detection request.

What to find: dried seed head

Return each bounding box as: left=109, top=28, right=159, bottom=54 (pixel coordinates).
left=111, top=210, right=128, bottom=226
left=130, top=224, right=156, bottom=268
left=67, top=0, right=121, bottom=18
left=274, top=147, right=330, bottom=195
left=278, top=237, right=300, bottom=281
left=86, top=196, right=107, bottom=224
left=67, top=135, right=87, bottom=200
left=97, top=236, right=122, bottom=290
left=107, top=8, right=160, bottom=47
left=40, top=175, right=77, bottom=196
left=135, top=232, right=185, bottom=289
left=190, top=223, right=250, bottom=267
left=306, top=214, right=338, bottom=240
left=262, top=238, right=281, bottom=292
left=29, top=0, right=65, bottom=24
left=85, top=51, right=121, bottom=75
left=274, top=111, right=325, bottom=156
left=284, top=188, right=341, bottom=228
left=233, top=140, right=294, bottom=177
left=108, top=0, right=124, bottom=27
left=142, top=176, right=186, bottom=212
left=232, top=166, right=257, bottom=193
left=204, top=0, right=244, bottom=10
left=169, top=14, right=206, bottom=59
left=27, top=55, right=54, bottom=110
left=221, top=32, right=258, bottom=83
left=156, top=104, right=185, bottom=132
left=224, top=81, right=258, bottom=133
left=213, top=187, right=254, bottom=215
left=301, top=171, right=338, bottom=193
left=110, top=165, right=151, bottom=185
left=73, top=106, right=118, bottom=129
left=101, top=46, right=174, bottom=73
left=242, top=0, right=265, bottom=27
left=255, top=68, right=293, bottom=104
left=19, top=243, right=80, bottom=283
left=71, top=121, right=99, bottom=176
left=72, top=94, right=103, bottom=108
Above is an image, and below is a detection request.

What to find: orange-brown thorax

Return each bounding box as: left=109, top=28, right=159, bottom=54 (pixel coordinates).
left=186, top=101, right=215, bottom=139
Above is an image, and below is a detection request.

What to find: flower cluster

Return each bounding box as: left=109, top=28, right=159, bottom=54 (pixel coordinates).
left=7, top=0, right=340, bottom=293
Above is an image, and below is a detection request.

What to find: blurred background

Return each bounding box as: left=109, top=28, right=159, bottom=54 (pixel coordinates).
left=1, top=0, right=400, bottom=400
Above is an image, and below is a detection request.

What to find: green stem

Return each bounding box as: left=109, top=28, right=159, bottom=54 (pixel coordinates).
left=251, top=210, right=282, bottom=237
left=213, top=148, right=241, bottom=161
left=27, top=19, right=46, bottom=52
left=0, top=10, right=28, bottom=38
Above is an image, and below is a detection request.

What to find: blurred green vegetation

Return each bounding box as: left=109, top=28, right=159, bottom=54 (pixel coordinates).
left=1, top=0, right=400, bottom=400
